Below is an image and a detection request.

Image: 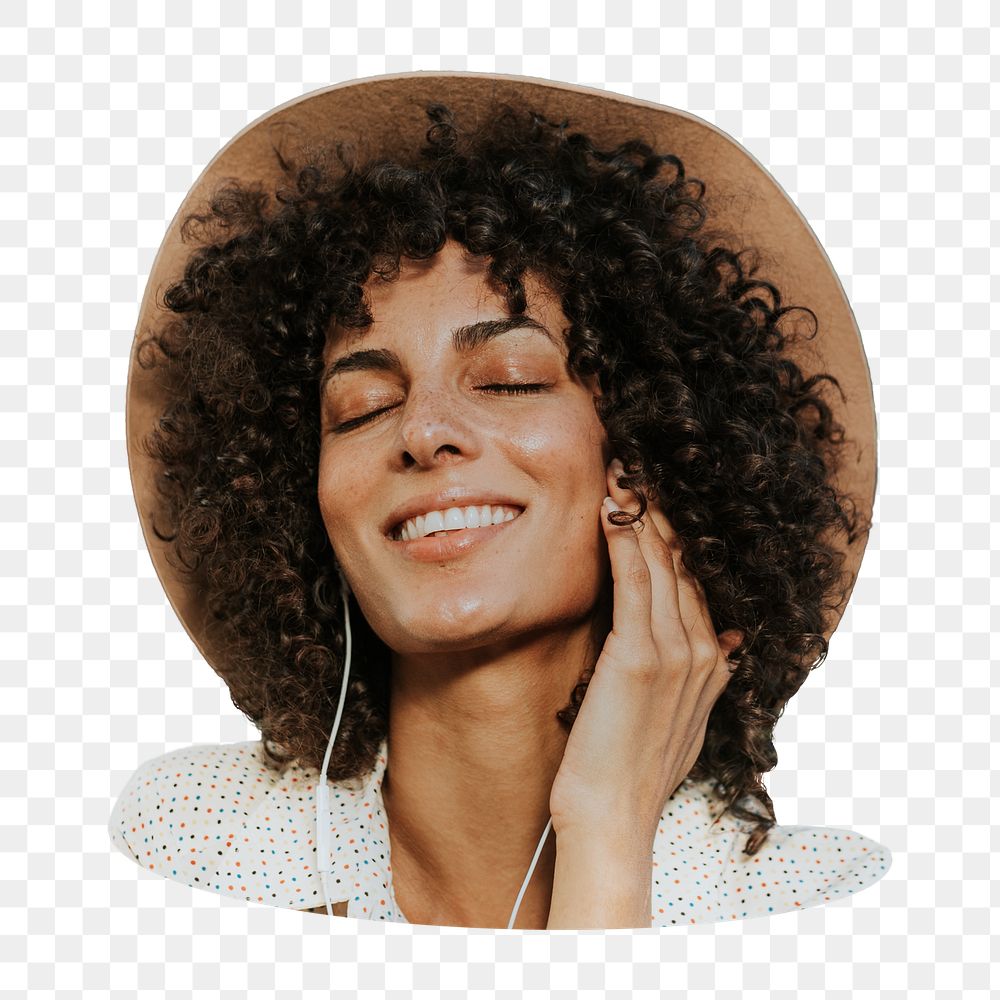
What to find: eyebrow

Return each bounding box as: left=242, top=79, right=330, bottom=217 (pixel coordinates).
left=320, top=316, right=558, bottom=395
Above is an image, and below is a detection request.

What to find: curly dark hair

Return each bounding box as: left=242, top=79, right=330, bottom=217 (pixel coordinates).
left=137, top=100, right=869, bottom=856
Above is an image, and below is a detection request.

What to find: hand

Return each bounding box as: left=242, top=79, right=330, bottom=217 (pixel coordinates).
left=548, top=458, right=744, bottom=853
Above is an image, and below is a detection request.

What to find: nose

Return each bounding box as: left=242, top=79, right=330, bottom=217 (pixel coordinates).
left=394, top=386, right=482, bottom=468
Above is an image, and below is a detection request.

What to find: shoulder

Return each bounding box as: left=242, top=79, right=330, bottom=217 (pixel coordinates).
left=650, top=776, right=892, bottom=926
left=108, top=740, right=333, bottom=911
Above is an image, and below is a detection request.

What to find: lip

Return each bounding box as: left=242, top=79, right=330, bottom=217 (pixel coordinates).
left=382, top=489, right=526, bottom=538
left=385, top=509, right=525, bottom=562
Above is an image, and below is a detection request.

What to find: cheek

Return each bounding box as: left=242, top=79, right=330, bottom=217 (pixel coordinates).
left=505, top=406, right=609, bottom=582
left=506, top=404, right=608, bottom=486
left=316, top=449, right=332, bottom=513
left=316, top=447, right=353, bottom=540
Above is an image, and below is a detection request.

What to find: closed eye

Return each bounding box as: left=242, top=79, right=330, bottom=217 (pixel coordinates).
left=330, top=383, right=552, bottom=433
left=479, top=383, right=551, bottom=395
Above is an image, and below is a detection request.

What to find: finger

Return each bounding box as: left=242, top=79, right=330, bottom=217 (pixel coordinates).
left=633, top=496, right=726, bottom=713
left=606, top=461, right=682, bottom=661
left=640, top=497, right=715, bottom=643
left=599, top=494, right=653, bottom=649
left=642, top=496, right=742, bottom=684
left=611, top=467, right=737, bottom=689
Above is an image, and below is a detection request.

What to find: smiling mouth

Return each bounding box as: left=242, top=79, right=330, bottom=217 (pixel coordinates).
left=389, top=506, right=525, bottom=542
left=385, top=511, right=526, bottom=564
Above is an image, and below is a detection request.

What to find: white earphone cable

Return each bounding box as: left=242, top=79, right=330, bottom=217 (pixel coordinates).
left=315, top=569, right=353, bottom=918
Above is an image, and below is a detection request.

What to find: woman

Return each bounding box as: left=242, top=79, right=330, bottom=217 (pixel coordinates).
left=109, top=73, right=890, bottom=929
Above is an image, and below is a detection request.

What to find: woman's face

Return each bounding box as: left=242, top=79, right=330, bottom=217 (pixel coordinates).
left=318, top=239, right=612, bottom=655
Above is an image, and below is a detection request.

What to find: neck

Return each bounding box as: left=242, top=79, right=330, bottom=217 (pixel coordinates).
left=380, top=606, right=609, bottom=929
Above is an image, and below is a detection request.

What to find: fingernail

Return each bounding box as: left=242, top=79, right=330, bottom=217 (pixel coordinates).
left=603, top=495, right=615, bottom=511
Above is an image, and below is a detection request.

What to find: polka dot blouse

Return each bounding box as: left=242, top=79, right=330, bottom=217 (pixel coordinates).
left=108, top=737, right=891, bottom=926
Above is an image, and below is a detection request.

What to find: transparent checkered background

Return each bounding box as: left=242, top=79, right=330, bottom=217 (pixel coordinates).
left=1, top=0, right=995, bottom=996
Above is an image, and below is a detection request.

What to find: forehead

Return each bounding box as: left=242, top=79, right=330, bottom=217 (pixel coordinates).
left=324, top=242, right=565, bottom=357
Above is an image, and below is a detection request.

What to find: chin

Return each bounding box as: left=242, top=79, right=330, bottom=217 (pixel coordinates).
left=366, top=581, right=532, bottom=654
left=378, top=590, right=516, bottom=654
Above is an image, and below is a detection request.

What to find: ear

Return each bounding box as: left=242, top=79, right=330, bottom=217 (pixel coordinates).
left=583, top=370, right=604, bottom=400
left=718, top=629, right=745, bottom=660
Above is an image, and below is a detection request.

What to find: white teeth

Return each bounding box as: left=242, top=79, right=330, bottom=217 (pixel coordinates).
left=423, top=510, right=446, bottom=534
left=395, top=504, right=521, bottom=541
left=444, top=508, right=466, bottom=531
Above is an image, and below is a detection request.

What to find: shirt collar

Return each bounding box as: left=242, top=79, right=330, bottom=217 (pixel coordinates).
left=325, top=736, right=405, bottom=922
